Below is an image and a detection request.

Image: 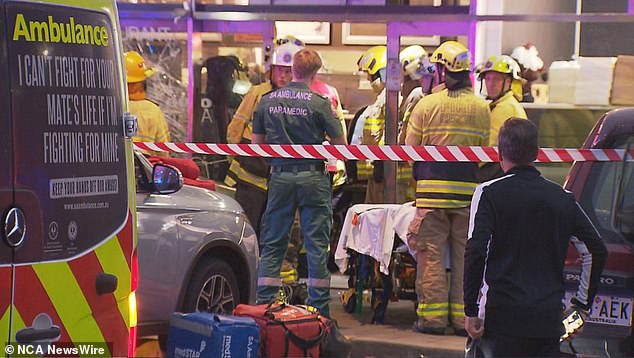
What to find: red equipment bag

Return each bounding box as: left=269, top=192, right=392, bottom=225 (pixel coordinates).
left=233, top=303, right=327, bottom=358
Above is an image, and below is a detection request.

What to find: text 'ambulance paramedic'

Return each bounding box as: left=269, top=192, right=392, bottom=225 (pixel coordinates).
left=252, top=48, right=347, bottom=316
left=226, top=39, right=303, bottom=237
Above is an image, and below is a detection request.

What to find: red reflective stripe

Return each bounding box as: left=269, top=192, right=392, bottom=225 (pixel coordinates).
left=536, top=150, right=549, bottom=162
left=580, top=149, right=596, bottom=161
left=283, top=145, right=303, bottom=159
left=346, top=145, right=368, bottom=161
left=133, top=142, right=152, bottom=152
left=368, top=145, right=387, bottom=160
left=0, top=267, right=11, bottom=318
left=303, top=144, right=322, bottom=159
left=240, top=144, right=261, bottom=157
left=14, top=266, right=71, bottom=342
left=118, top=212, right=134, bottom=268
left=134, top=142, right=631, bottom=162
left=555, top=149, right=573, bottom=162
left=324, top=145, right=342, bottom=159
left=436, top=146, right=457, bottom=162
left=605, top=149, right=622, bottom=161
left=391, top=145, right=411, bottom=161
left=461, top=146, right=481, bottom=162
left=483, top=146, right=499, bottom=162
left=67, top=252, right=128, bottom=351
left=414, top=146, right=435, bottom=161
left=216, top=143, right=237, bottom=156
left=260, top=145, right=279, bottom=158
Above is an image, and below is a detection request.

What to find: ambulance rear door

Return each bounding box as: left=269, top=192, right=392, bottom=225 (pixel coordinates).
left=4, top=0, right=134, bottom=356
left=0, top=0, right=15, bottom=354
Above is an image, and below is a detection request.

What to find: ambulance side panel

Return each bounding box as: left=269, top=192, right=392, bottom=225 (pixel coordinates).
left=2, top=0, right=135, bottom=356
left=0, top=1, right=14, bottom=355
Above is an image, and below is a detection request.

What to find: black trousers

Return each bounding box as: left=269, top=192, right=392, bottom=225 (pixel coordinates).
left=468, top=333, right=561, bottom=358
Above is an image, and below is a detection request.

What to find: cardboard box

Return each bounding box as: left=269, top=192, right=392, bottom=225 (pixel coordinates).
left=548, top=61, right=579, bottom=104
left=574, top=57, right=616, bottom=106
left=610, top=55, right=634, bottom=105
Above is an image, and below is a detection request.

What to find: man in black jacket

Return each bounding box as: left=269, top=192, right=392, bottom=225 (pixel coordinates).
left=463, top=118, right=607, bottom=356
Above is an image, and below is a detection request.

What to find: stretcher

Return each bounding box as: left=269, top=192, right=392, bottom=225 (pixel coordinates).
left=334, top=203, right=418, bottom=323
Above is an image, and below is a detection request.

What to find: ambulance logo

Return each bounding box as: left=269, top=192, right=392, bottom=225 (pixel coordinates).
left=3, top=207, right=26, bottom=247
left=48, top=221, right=59, bottom=241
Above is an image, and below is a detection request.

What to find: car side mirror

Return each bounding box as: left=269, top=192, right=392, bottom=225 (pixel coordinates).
left=152, top=164, right=183, bottom=194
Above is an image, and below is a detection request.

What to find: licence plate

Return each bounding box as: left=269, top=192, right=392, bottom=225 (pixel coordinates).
left=565, top=292, right=632, bottom=327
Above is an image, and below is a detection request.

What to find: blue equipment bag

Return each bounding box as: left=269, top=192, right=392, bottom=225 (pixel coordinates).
left=166, top=312, right=260, bottom=358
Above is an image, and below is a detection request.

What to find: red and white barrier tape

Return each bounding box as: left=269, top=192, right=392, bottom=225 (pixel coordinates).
left=134, top=142, right=634, bottom=163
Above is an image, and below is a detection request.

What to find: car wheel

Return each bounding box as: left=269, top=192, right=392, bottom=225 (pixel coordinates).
left=182, top=258, right=240, bottom=314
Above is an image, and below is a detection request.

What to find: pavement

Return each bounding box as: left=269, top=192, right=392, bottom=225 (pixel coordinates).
left=135, top=274, right=466, bottom=358
left=330, top=274, right=466, bottom=358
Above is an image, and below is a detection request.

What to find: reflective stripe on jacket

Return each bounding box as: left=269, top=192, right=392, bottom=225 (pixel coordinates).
left=226, top=83, right=273, bottom=190
left=406, top=87, right=490, bottom=208
left=361, top=89, right=386, bottom=146
left=226, top=158, right=268, bottom=191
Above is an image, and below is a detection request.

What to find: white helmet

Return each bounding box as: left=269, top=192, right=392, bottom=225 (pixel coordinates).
left=403, top=52, right=434, bottom=80
left=399, top=45, right=426, bottom=69
left=272, top=42, right=303, bottom=67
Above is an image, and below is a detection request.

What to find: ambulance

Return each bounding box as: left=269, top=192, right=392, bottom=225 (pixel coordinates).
left=0, top=0, right=143, bottom=356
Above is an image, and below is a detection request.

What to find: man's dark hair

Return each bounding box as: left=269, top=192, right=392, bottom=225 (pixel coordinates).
left=498, top=118, right=538, bottom=165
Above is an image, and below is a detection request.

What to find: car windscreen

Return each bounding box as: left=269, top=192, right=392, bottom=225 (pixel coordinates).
left=581, top=136, right=634, bottom=245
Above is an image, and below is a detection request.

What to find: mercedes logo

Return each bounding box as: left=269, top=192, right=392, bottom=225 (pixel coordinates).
left=3, top=207, right=26, bottom=247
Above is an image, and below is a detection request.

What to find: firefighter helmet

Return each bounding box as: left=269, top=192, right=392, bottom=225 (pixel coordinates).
left=357, top=45, right=387, bottom=75
left=124, top=51, right=156, bottom=83
left=399, top=45, right=426, bottom=68
left=276, top=35, right=305, bottom=48
left=400, top=45, right=434, bottom=80
left=476, top=55, right=522, bottom=80
left=430, top=41, right=471, bottom=72
left=272, top=41, right=303, bottom=67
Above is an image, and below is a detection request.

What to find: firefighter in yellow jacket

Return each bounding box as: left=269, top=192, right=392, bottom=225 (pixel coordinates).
left=355, top=46, right=412, bottom=203
left=405, top=41, right=490, bottom=335
left=125, top=51, right=170, bottom=157
left=476, top=55, right=528, bottom=181
left=397, top=45, right=439, bottom=202
left=355, top=46, right=386, bottom=203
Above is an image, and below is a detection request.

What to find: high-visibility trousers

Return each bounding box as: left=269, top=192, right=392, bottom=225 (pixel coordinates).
left=407, top=207, right=469, bottom=329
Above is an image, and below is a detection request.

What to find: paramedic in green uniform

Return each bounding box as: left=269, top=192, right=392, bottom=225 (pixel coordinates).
left=252, top=48, right=347, bottom=316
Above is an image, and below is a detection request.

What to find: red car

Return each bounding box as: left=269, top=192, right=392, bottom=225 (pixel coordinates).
left=563, top=108, right=634, bottom=356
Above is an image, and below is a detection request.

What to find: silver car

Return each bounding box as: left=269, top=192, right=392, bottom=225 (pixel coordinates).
left=133, top=152, right=258, bottom=345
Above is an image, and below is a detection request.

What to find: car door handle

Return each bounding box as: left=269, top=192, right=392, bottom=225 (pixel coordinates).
left=15, top=313, right=61, bottom=343
left=96, top=272, right=118, bottom=295
left=16, top=326, right=61, bottom=343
